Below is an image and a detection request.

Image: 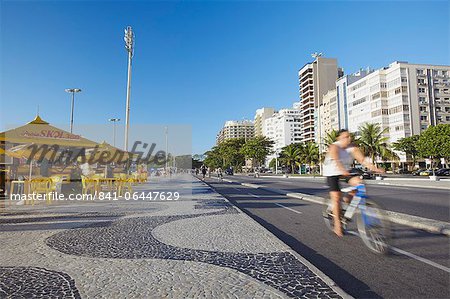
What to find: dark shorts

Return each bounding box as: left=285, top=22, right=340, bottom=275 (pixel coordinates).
left=326, top=175, right=358, bottom=192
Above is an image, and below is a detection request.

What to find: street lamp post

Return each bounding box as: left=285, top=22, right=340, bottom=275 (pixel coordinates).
left=108, top=118, right=121, bottom=147
left=124, top=26, right=135, bottom=151
left=275, top=149, right=280, bottom=175
left=65, top=88, right=82, bottom=133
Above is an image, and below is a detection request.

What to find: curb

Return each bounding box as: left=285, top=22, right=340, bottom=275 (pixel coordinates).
left=224, top=178, right=450, bottom=237
left=247, top=175, right=450, bottom=191
left=370, top=182, right=450, bottom=191
left=199, top=177, right=352, bottom=298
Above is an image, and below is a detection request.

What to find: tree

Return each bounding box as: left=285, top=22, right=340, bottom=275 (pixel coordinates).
left=324, top=129, right=358, bottom=148
left=323, top=129, right=340, bottom=148
left=279, top=143, right=304, bottom=174
left=203, top=148, right=222, bottom=169
left=218, top=138, right=246, bottom=169
left=269, top=158, right=276, bottom=169
left=303, top=142, right=319, bottom=173
left=240, top=136, right=274, bottom=167
left=357, top=123, right=397, bottom=164
left=392, top=135, right=419, bottom=166
left=416, top=124, right=450, bottom=167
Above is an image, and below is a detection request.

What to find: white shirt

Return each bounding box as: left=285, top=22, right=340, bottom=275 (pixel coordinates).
left=323, top=142, right=355, bottom=177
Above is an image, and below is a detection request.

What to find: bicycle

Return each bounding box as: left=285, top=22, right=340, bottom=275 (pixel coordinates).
left=323, top=183, right=391, bottom=254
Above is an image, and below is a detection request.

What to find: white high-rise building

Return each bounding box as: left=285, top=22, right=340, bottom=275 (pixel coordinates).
left=298, top=56, right=343, bottom=144
left=346, top=61, right=450, bottom=161
left=263, top=104, right=302, bottom=165
left=319, top=89, right=339, bottom=142
left=254, top=107, right=276, bottom=137
left=216, top=120, right=254, bottom=144
left=336, top=69, right=373, bottom=129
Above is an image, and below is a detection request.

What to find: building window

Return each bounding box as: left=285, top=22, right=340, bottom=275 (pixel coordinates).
left=420, top=115, right=427, bottom=121
left=417, top=69, right=424, bottom=75
left=418, top=87, right=426, bottom=93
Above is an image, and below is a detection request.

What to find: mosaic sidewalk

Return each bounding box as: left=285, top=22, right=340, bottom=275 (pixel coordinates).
left=0, top=175, right=346, bottom=298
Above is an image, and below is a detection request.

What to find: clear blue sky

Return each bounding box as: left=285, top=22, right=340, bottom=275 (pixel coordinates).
left=1, top=0, right=449, bottom=154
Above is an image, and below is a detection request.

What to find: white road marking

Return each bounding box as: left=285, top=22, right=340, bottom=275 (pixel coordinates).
left=346, top=231, right=450, bottom=273
left=274, top=203, right=302, bottom=214
left=247, top=193, right=259, bottom=198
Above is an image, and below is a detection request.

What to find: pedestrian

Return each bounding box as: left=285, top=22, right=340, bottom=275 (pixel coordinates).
left=201, top=165, right=207, bottom=179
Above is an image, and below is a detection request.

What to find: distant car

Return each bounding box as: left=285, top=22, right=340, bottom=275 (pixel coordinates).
left=435, top=168, right=450, bottom=176
left=412, top=169, right=425, bottom=176
left=349, top=168, right=375, bottom=179
left=224, top=168, right=233, bottom=175
left=419, top=169, right=439, bottom=176
left=266, top=169, right=273, bottom=174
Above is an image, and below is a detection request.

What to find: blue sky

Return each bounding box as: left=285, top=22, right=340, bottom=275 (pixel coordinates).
left=1, top=0, right=449, bottom=154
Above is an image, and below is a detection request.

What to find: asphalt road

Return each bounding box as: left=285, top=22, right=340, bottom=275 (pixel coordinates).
left=204, top=177, right=450, bottom=299
left=226, top=175, right=449, bottom=222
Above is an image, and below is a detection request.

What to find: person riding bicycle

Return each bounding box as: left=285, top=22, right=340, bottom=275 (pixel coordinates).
left=323, top=129, right=384, bottom=237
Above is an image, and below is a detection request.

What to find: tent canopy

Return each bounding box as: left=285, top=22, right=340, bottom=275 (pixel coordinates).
left=0, top=115, right=98, bottom=148
left=85, top=141, right=132, bottom=164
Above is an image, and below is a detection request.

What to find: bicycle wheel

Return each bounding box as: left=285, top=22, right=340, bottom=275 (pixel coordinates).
left=356, top=200, right=390, bottom=254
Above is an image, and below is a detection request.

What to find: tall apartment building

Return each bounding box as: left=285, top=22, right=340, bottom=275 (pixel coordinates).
left=336, top=69, right=373, bottom=129
left=263, top=105, right=302, bottom=165
left=319, top=89, right=339, bottom=141
left=346, top=61, right=450, bottom=161
left=298, top=56, right=342, bottom=143
left=254, top=107, right=276, bottom=137
left=216, top=120, right=254, bottom=144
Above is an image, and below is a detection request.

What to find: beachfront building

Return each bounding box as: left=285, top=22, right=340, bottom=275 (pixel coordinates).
left=318, top=89, right=339, bottom=145
left=346, top=61, right=450, bottom=161
left=254, top=107, right=276, bottom=137
left=216, top=120, right=254, bottom=144
left=263, top=105, right=302, bottom=165
left=298, top=56, right=342, bottom=143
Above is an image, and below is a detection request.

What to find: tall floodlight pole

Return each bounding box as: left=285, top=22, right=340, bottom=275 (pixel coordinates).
left=65, top=88, right=82, bottom=133
left=108, top=118, right=121, bottom=147
left=124, top=26, right=135, bottom=151
left=312, top=52, right=323, bottom=175
left=165, top=126, right=169, bottom=173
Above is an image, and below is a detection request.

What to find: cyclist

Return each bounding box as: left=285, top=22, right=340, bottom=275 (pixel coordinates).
left=323, top=129, right=384, bottom=237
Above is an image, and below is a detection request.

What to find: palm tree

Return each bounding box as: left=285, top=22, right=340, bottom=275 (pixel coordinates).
left=357, top=123, right=397, bottom=165
left=323, top=129, right=340, bottom=148
left=280, top=143, right=304, bottom=174
left=324, top=129, right=359, bottom=148
left=303, top=142, right=319, bottom=174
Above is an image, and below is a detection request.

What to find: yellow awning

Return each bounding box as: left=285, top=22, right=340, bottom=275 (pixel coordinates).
left=0, top=115, right=98, bottom=148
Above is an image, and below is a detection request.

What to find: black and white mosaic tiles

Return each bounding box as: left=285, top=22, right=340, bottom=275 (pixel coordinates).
left=0, top=267, right=81, bottom=299
left=46, top=210, right=340, bottom=298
